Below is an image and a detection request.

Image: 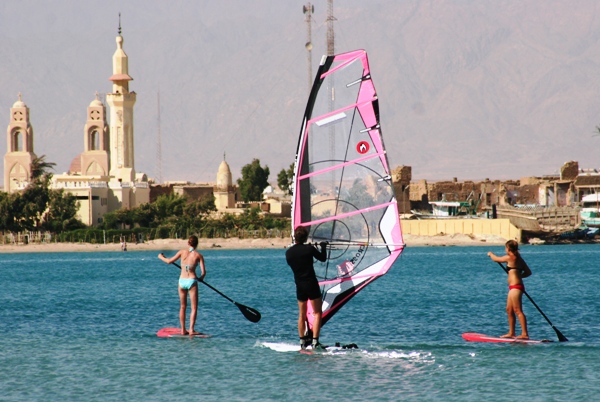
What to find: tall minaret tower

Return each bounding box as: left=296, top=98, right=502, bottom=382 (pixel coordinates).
left=106, top=15, right=136, bottom=183
left=4, top=94, right=36, bottom=193
left=215, top=153, right=235, bottom=211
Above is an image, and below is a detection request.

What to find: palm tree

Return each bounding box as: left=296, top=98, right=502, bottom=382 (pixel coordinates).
left=30, top=154, right=56, bottom=182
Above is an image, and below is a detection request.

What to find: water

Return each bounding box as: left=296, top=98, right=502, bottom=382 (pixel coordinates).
left=1, top=244, right=599, bottom=401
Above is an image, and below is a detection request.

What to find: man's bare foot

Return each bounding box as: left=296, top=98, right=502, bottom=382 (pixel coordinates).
left=189, top=330, right=201, bottom=335
left=500, top=333, right=515, bottom=338
left=181, top=330, right=189, bottom=335
left=516, top=335, right=529, bottom=340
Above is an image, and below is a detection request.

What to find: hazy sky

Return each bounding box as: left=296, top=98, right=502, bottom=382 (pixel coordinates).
left=2, top=0, right=600, bottom=188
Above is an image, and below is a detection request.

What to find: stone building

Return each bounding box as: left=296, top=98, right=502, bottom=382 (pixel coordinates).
left=148, top=156, right=240, bottom=213
left=395, top=160, right=600, bottom=215
left=3, top=24, right=150, bottom=226
left=214, top=156, right=237, bottom=211
left=4, top=95, right=36, bottom=193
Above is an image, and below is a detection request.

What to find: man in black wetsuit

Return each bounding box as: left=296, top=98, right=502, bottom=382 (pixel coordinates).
left=285, top=226, right=328, bottom=349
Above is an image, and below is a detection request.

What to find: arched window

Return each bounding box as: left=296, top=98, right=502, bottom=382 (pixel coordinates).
left=90, top=130, right=100, bottom=150
left=12, top=131, right=23, bottom=152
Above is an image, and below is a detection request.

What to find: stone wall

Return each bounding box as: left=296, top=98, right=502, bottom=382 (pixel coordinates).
left=401, top=218, right=521, bottom=242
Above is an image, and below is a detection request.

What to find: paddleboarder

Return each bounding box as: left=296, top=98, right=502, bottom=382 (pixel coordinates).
left=158, top=235, right=206, bottom=335
left=285, top=226, right=327, bottom=349
left=487, top=240, right=532, bottom=339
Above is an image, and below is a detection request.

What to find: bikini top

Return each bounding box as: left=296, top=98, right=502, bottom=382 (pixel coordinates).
left=185, top=248, right=197, bottom=272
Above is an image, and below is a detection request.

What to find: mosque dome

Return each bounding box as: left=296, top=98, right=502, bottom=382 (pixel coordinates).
left=216, top=159, right=232, bottom=190
left=13, top=93, right=26, bottom=108
left=89, top=99, right=103, bottom=107
left=68, top=153, right=82, bottom=175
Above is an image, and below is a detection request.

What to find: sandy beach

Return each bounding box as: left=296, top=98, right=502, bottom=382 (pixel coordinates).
left=0, top=233, right=507, bottom=253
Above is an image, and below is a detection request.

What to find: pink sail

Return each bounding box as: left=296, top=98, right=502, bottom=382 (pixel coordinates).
left=291, top=50, right=405, bottom=330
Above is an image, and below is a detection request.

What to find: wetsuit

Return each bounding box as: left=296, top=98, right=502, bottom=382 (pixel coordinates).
left=285, top=243, right=327, bottom=301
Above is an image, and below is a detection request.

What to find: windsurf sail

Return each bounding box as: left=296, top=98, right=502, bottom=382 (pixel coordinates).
left=291, top=49, right=405, bottom=330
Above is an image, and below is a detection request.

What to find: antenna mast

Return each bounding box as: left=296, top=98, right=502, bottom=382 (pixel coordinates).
left=326, top=0, right=335, bottom=55
left=156, top=90, right=163, bottom=184
left=303, top=3, right=315, bottom=94
left=326, top=0, right=336, bottom=182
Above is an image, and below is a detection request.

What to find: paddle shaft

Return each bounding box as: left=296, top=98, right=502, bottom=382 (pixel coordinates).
left=166, top=261, right=261, bottom=323
left=496, top=262, right=567, bottom=342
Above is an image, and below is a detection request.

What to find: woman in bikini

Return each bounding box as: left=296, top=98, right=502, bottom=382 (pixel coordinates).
left=487, top=240, right=532, bottom=339
left=158, top=235, right=206, bottom=335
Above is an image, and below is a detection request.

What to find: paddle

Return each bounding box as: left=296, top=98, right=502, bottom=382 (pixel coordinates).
left=168, top=261, right=261, bottom=323
left=496, top=262, right=567, bottom=342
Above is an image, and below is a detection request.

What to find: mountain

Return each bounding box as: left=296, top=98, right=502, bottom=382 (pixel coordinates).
left=1, top=0, right=600, bottom=188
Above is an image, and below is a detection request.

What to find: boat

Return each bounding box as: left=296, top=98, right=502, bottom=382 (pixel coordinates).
left=580, top=193, right=600, bottom=227
left=410, top=192, right=483, bottom=219
left=556, top=224, right=599, bottom=240
left=429, top=200, right=472, bottom=217
left=291, top=50, right=405, bottom=331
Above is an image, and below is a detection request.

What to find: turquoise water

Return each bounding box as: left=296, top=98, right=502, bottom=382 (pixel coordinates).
left=1, top=244, right=599, bottom=401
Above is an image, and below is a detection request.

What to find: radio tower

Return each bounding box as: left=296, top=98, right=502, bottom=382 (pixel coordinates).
left=326, top=0, right=335, bottom=55
left=326, top=0, right=336, bottom=165
left=303, top=2, right=314, bottom=94
left=156, top=90, right=163, bottom=184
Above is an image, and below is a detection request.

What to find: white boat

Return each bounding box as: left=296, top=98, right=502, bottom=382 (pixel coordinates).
left=580, top=193, right=600, bottom=227
left=410, top=200, right=480, bottom=219
left=429, top=201, right=472, bottom=217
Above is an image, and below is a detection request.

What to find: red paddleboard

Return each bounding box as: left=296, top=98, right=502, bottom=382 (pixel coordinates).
left=157, top=327, right=211, bottom=338
left=462, top=332, right=552, bottom=344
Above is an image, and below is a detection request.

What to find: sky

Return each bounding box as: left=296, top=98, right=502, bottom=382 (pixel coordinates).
left=1, top=0, right=600, bottom=188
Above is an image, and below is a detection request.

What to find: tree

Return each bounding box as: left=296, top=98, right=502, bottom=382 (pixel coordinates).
left=30, top=154, right=56, bottom=183
left=0, top=192, right=21, bottom=231
left=0, top=155, right=84, bottom=232
left=101, top=208, right=134, bottom=230
left=237, top=159, right=270, bottom=202
left=20, top=184, right=49, bottom=229
left=277, top=163, right=294, bottom=195
left=20, top=156, right=57, bottom=230
left=43, top=189, right=85, bottom=231
left=183, top=195, right=216, bottom=218
left=153, top=193, right=186, bottom=222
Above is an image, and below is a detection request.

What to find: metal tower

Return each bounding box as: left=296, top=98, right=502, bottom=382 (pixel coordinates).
left=156, top=90, right=163, bottom=184
left=303, top=2, right=314, bottom=94
left=326, top=0, right=335, bottom=56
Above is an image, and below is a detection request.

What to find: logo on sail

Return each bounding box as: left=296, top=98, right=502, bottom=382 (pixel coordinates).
left=356, top=141, right=369, bottom=154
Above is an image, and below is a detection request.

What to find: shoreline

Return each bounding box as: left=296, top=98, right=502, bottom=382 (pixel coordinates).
left=0, top=233, right=508, bottom=253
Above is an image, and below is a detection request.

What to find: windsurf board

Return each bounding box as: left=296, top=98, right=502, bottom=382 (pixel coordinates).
left=258, top=341, right=357, bottom=353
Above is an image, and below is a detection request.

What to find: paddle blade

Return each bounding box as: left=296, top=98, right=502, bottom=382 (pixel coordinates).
left=554, top=326, right=568, bottom=342
left=236, top=302, right=261, bottom=323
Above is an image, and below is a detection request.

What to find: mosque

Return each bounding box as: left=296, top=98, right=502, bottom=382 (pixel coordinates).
left=3, top=25, right=239, bottom=226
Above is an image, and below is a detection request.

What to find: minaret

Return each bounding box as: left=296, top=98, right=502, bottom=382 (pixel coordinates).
left=106, top=15, right=136, bottom=183
left=215, top=153, right=235, bottom=211
left=4, top=94, right=36, bottom=193
left=80, top=92, right=110, bottom=176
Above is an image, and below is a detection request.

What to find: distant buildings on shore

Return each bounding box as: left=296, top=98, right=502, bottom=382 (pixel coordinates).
left=3, top=21, right=598, bottom=230
left=393, top=161, right=600, bottom=214
left=4, top=25, right=150, bottom=226
left=1, top=23, right=257, bottom=227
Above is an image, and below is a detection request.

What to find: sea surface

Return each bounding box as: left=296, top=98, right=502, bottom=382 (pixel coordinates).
left=1, top=244, right=599, bottom=401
